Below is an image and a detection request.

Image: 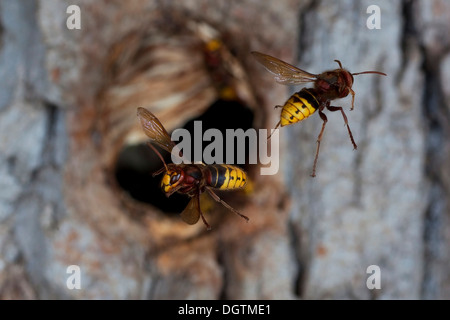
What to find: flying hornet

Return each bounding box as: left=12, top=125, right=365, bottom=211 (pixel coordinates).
left=252, top=51, right=386, bottom=177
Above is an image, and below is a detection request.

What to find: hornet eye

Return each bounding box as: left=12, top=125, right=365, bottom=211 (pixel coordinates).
left=170, top=174, right=180, bottom=185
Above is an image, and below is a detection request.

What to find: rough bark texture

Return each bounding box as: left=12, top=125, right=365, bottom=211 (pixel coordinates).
left=0, top=0, right=449, bottom=300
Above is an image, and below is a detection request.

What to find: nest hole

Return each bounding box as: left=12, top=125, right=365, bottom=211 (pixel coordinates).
left=114, top=98, right=255, bottom=215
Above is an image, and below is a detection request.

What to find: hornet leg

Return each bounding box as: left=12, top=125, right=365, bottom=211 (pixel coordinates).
left=327, top=105, right=357, bottom=150
left=267, top=105, right=283, bottom=140
left=311, top=110, right=328, bottom=177
left=267, top=121, right=281, bottom=140
left=349, top=88, right=355, bottom=110
left=206, top=188, right=249, bottom=222
left=197, top=190, right=211, bottom=230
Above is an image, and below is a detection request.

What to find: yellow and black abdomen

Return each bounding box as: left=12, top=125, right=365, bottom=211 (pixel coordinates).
left=280, top=88, right=320, bottom=127
left=205, top=164, right=247, bottom=190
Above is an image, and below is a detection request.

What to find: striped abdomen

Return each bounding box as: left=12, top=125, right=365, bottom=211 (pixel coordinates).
left=205, top=164, right=247, bottom=190
left=280, top=88, right=320, bottom=127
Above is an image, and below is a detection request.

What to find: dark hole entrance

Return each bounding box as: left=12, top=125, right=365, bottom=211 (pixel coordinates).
left=181, top=99, right=255, bottom=168
left=114, top=98, right=255, bottom=214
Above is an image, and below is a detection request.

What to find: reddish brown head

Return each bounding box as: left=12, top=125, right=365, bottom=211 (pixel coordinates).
left=315, top=59, right=386, bottom=104
left=160, top=165, right=185, bottom=196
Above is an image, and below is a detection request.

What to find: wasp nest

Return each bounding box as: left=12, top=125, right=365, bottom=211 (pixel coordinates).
left=59, top=1, right=296, bottom=299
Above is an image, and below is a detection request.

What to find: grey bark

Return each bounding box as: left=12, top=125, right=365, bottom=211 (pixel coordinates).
left=0, top=0, right=449, bottom=300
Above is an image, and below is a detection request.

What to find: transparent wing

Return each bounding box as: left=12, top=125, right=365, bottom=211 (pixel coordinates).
left=180, top=195, right=201, bottom=225
left=206, top=188, right=249, bottom=222
left=137, top=107, right=176, bottom=154
left=251, top=51, right=318, bottom=85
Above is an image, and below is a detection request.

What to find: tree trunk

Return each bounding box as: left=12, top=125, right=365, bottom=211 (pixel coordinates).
left=0, top=0, right=449, bottom=299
